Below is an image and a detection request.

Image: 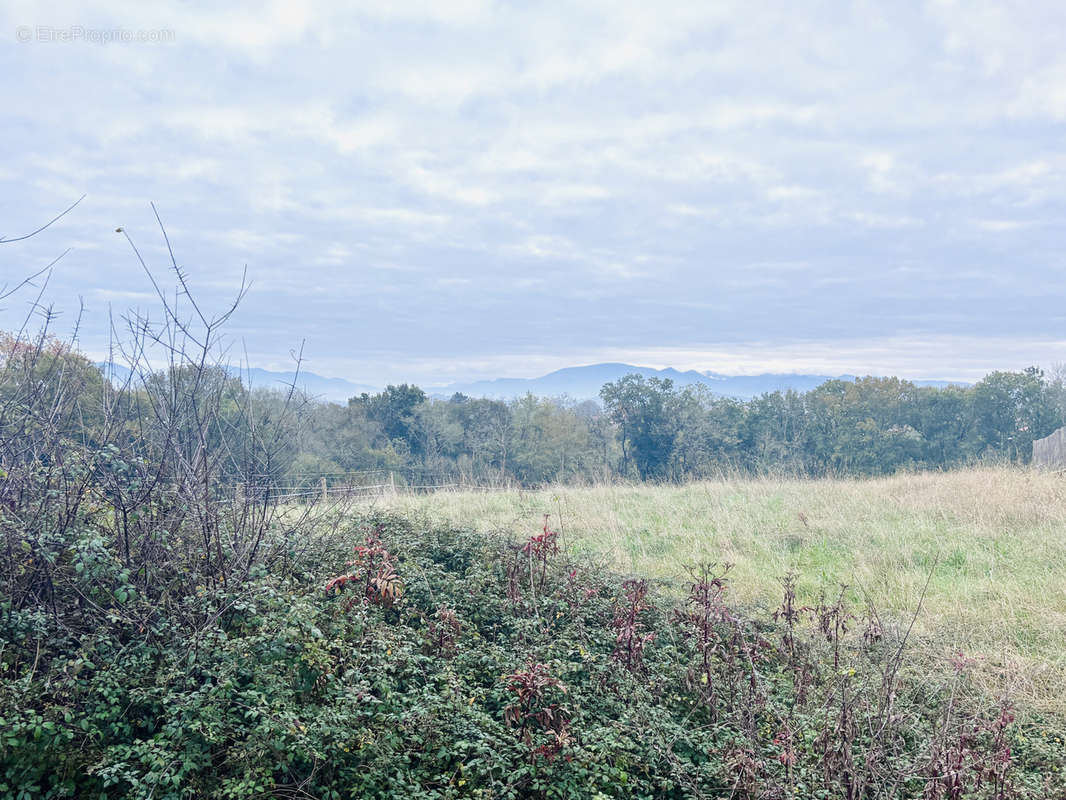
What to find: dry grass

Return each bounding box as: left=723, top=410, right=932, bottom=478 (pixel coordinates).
left=368, top=467, right=1066, bottom=715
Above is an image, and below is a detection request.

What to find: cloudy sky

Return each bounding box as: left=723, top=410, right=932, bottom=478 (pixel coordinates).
left=3, top=0, right=1066, bottom=385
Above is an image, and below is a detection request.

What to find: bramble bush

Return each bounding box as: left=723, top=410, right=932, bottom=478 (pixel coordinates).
left=2, top=509, right=1065, bottom=799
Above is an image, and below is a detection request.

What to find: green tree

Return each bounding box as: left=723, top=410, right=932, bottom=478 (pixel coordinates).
left=600, top=375, right=680, bottom=480
left=351, top=384, right=427, bottom=452
left=913, top=384, right=972, bottom=466
left=742, top=389, right=808, bottom=473
left=970, top=368, right=1060, bottom=463
left=449, top=396, right=513, bottom=482
left=672, top=385, right=745, bottom=477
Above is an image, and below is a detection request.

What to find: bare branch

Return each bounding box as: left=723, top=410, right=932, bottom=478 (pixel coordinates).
left=0, top=194, right=85, bottom=245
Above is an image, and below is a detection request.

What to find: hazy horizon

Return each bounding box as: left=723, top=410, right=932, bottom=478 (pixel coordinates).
left=96, top=355, right=981, bottom=394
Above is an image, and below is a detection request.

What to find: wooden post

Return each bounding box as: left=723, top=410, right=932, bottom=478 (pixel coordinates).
left=389, top=471, right=396, bottom=496
left=321, top=477, right=328, bottom=503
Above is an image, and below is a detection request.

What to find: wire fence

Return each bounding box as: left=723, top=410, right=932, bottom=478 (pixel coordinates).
left=241, top=474, right=508, bottom=504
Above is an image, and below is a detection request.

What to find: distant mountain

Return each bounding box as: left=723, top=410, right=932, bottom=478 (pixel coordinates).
left=98, top=361, right=965, bottom=405
left=96, top=362, right=375, bottom=403
left=431, top=363, right=964, bottom=401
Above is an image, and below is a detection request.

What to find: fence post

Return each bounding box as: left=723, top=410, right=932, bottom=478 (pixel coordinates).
left=321, top=477, right=328, bottom=503
left=389, top=471, right=396, bottom=496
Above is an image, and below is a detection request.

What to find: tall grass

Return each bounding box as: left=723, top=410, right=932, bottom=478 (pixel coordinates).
left=373, top=466, right=1066, bottom=715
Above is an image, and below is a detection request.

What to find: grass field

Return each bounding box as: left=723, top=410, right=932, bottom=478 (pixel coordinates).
left=371, top=467, right=1066, bottom=715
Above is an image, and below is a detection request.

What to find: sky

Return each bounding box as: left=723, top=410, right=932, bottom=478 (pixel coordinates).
left=3, top=0, right=1066, bottom=386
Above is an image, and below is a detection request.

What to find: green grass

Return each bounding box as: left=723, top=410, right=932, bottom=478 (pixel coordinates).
left=370, top=466, right=1066, bottom=714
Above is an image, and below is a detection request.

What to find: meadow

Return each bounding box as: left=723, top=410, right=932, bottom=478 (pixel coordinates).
left=375, top=466, right=1066, bottom=715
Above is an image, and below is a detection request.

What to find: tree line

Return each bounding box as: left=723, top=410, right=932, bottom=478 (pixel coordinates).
left=4, top=330, right=1061, bottom=488
left=290, top=366, right=1065, bottom=486
left=4, top=334, right=1062, bottom=489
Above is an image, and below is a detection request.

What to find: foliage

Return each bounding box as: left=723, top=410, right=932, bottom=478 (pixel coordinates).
left=3, top=508, right=1064, bottom=799
left=393, top=468, right=1066, bottom=719
left=280, top=369, right=1065, bottom=490
left=600, top=375, right=681, bottom=480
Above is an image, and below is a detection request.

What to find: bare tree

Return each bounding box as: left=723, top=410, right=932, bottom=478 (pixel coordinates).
left=1, top=203, right=342, bottom=641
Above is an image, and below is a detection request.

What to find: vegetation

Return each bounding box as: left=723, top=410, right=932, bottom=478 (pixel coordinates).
left=380, top=469, right=1066, bottom=716
left=6, top=493, right=1066, bottom=799
left=287, top=369, right=1065, bottom=490
left=4, top=331, right=1065, bottom=797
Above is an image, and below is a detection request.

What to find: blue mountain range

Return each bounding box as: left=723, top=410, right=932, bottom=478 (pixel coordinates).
left=99, top=361, right=965, bottom=404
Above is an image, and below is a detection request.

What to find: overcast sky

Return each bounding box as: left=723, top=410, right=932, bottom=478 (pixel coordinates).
left=3, top=0, right=1066, bottom=385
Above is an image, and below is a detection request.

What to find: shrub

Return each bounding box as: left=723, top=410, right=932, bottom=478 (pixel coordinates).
left=3, top=508, right=1066, bottom=798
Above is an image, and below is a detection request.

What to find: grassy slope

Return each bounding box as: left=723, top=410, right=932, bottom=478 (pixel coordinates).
left=372, top=467, right=1066, bottom=715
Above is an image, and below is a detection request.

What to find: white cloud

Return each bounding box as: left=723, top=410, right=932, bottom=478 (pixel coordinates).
left=4, top=0, right=1066, bottom=384
left=847, top=212, right=921, bottom=229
